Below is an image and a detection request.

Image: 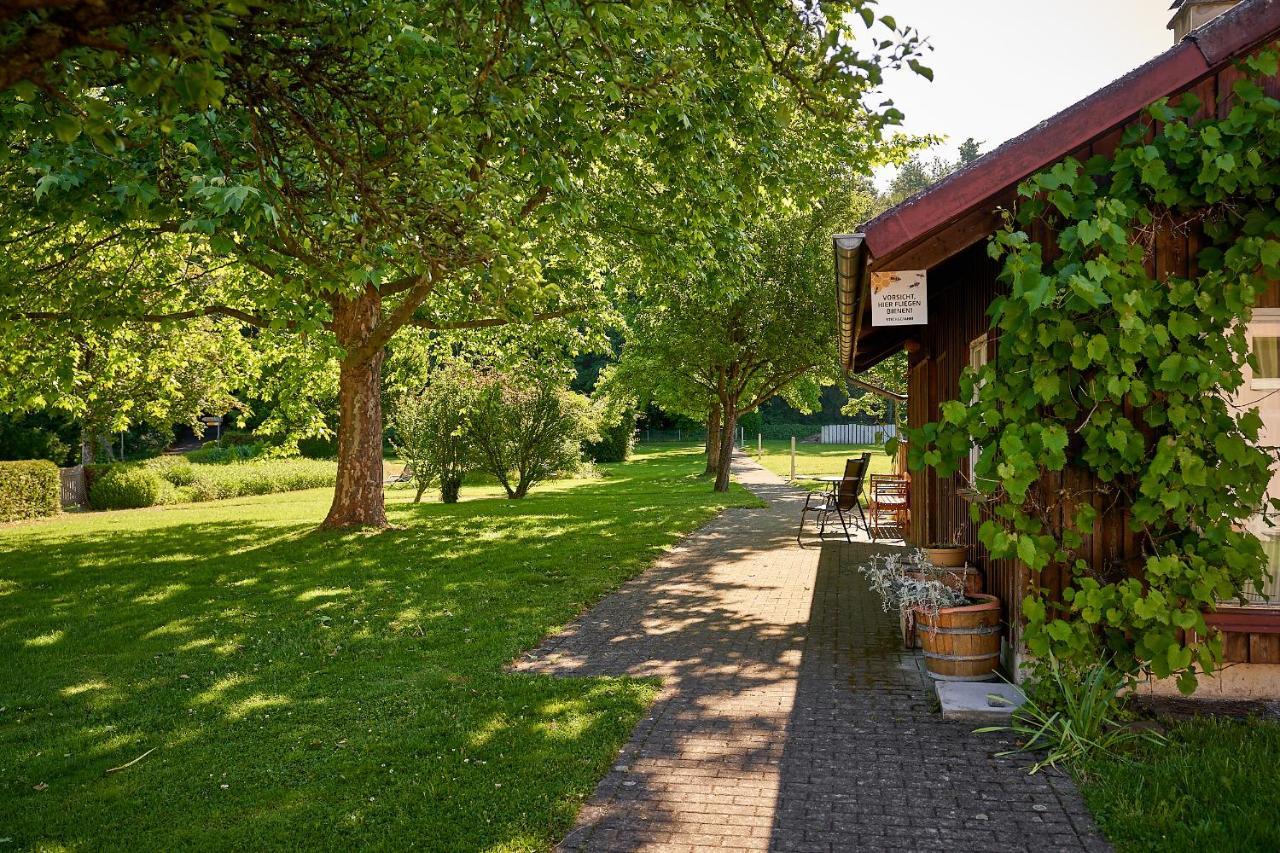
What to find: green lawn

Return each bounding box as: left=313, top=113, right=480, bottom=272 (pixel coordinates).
left=746, top=440, right=894, bottom=490
left=0, top=447, right=758, bottom=852
left=1076, top=716, right=1280, bottom=852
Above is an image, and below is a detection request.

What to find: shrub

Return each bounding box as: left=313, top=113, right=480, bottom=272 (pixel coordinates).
left=584, top=409, right=636, bottom=464
left=89, top=466, right=165, bottom=510
left=466, top=370, right=591, bottom=499
left=976, top=655, right=1165, bottom=773
left=184, top=459, right=336, bottom=500
left=186, top=443, right=263, bottom=464
left=143, top=456, right=197, bottom=486
left=392, top=365, right=476, bottom=503
left=0, top=460, right=61, bottom=522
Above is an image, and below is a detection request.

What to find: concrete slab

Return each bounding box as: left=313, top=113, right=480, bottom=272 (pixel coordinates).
left=937, top=681, right=1026, bottom=723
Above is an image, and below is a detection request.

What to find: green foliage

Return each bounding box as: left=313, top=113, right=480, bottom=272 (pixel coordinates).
left=0, top=420, right=71, bottom=466
left=583, top=409, right=637, bottom=465
left=89, top=459, right=335, bottom=508
left=0, top=0, right=930, bottom=525
left=185, top=443, right=264, bottom=464
left=756, top=423, right=823, bottom=441
left=0, top=460, right=60, bottom=522
left=910, top=48, right=1280, bottom=691
left=89, top=466, right=165, bottom=510
left=977, top=655, right=1163, bottom=773
left=466, top=370, right=592, bottom=499
left=392, top=364, right=478, bottom=503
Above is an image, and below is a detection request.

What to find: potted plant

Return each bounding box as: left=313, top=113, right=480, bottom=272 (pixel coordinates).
left=860, top=549, right=1002, bottom=682
left=923, top=528, right=968, bottom=569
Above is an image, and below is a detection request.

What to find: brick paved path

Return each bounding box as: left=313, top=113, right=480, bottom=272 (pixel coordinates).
left=514, top=455, right=1108, bottom=852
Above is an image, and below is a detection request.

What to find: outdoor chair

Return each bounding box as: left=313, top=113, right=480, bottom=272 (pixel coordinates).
left=867, top=473, right=910, bottom=541
left=797, top=453, right=869, bottom=544
left=384, top=463, right=414, bottom=485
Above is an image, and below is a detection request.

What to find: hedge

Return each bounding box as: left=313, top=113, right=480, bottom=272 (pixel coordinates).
left=0, top=460, right=61, bottom=522
left=90, top=466, right=166, bottom=510
left=86, top=458, right=338, bottom=510
left=755, top=423, right=822, bottom=441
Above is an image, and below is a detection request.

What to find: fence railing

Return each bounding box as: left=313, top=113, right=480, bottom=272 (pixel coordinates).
left=59, top=465, right=87, bottom=507
left=819, top=423, right=896, bottom=445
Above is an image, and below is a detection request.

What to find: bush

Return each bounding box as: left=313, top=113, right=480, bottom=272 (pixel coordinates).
left=0, top=460, right=61, bottom=522
left=466, top=370, right=591, bottom=499
left=186, top=443, right=263, bottom=464
left=392, top=365, right=476, bottom=503
left=584, top=409, right=636, bottom=464
left=143, top=456, right=197, bottom=486
left=85, top=459, right=337, bottom=509
left=89, top=466, right=165, bottom=510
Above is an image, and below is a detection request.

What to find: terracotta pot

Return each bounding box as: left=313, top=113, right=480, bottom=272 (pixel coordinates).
left=924, top=545, right=967, bottom=568
left=906, top=566, right=983, bottom=597
left=915, top=594, right=1002, bottom=681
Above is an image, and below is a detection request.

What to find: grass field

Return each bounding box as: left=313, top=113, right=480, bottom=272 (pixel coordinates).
left=1076, top=716, right=1280, bottom=852
left=0, top=447, right=757, bottom=851
left=745, top=440, right=895, bottom=490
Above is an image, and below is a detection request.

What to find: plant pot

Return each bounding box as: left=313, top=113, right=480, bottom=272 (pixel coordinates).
left=915, top=593, right=1001, bottom=681
left=906, top=566, right=983, bottom=597
left=924, top=545, right=967, bottom=568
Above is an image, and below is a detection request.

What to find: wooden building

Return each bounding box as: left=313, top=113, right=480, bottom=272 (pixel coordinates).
left=835, top=0, right=1280, bottom=696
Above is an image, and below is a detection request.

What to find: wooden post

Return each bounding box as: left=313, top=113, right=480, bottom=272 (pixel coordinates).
left=757, top=433, right=762, bottom=455
left=790, top=436, right=796, bottom=482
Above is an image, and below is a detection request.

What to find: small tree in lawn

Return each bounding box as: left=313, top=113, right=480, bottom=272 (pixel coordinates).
left=466, top=370, right=590, bottom=499
left=391, top=365, right=475, bottom=504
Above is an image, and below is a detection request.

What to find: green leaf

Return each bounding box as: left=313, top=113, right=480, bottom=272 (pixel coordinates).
left=51, top=114, right=82, bottom=144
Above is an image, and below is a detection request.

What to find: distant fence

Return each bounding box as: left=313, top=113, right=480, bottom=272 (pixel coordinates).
left=819, top=423, right=896, bottom=445
left=59, top=465, right=87, bottom=507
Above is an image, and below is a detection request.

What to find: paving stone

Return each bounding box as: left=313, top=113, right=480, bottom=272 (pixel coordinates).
left=514, top=454, right=1108, bottom=852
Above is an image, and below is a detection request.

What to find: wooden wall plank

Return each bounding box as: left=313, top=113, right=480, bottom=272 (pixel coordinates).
left=1248, top=633, right=1280, bottom=664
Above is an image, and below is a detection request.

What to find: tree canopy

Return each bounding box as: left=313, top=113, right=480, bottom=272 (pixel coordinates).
left=1, top=0, right=928, bottom=526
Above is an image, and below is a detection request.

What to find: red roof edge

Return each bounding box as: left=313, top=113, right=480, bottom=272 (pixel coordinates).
left=862, top=0, right=1280, bottom=265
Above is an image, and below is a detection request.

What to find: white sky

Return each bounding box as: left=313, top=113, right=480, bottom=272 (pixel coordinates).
left=872, top=0, right=1180, bottom=185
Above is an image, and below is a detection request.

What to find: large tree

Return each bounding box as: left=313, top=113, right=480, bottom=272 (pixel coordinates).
left=0, top=1, right=925, bottom=526
left=620, top=181, right=877, bottom=491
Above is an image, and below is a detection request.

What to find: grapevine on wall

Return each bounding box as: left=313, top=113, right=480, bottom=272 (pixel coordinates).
left=910, top=47, right=1280, bottom=693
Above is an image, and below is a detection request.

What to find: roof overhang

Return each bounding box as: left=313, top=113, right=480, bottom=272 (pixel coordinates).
left=836, top=0, right=1280, bottom=374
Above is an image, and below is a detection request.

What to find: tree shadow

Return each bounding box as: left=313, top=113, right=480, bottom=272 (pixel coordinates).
left=0, top=448, right=748, bottom=850
left=768, top=542, right=1108, bottom=851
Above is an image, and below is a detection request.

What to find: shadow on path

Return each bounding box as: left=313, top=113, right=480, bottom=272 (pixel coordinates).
left=517, top=455, right=1109, bottom=852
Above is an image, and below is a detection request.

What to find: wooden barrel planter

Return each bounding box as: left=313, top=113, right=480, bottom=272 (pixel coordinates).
left=907, top=566, right=982, bottom=597
left=914, top=593, right=1002, bottom=681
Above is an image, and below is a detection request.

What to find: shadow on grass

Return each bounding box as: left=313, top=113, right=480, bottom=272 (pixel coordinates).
left=0, top=448, right=748, bottom=851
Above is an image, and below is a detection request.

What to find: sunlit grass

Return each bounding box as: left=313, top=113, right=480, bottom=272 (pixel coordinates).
left=0, top=446, right=756, bottom=851
left=746, top=440, right=895, bottom=490
left=1075, top=716, right=1280, bottom=852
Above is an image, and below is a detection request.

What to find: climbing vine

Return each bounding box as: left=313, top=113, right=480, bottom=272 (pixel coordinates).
left=911, top=47, right=1280, bottom=693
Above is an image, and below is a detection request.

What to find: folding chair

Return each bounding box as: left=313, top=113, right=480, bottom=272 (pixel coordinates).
left=797, top=453, right=870, bottom=544
left=867, top=473, right=910, bottom=540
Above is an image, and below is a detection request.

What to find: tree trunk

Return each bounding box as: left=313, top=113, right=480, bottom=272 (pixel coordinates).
left=322, top=288, right=389, bottom=529
left=713, top=401, right=736, bottom=493
left=80, top=430, right=95, bottom=465
left=441, top=473, right=462, bottom=504
left=704, top=404, right=722, bottom=476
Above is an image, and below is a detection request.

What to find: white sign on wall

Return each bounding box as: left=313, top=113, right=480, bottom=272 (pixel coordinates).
left=870, top=270, right=927, bottom=327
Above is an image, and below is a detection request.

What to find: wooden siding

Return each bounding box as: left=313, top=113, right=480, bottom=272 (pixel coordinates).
left=900, top=58, right=1280, bottom=661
